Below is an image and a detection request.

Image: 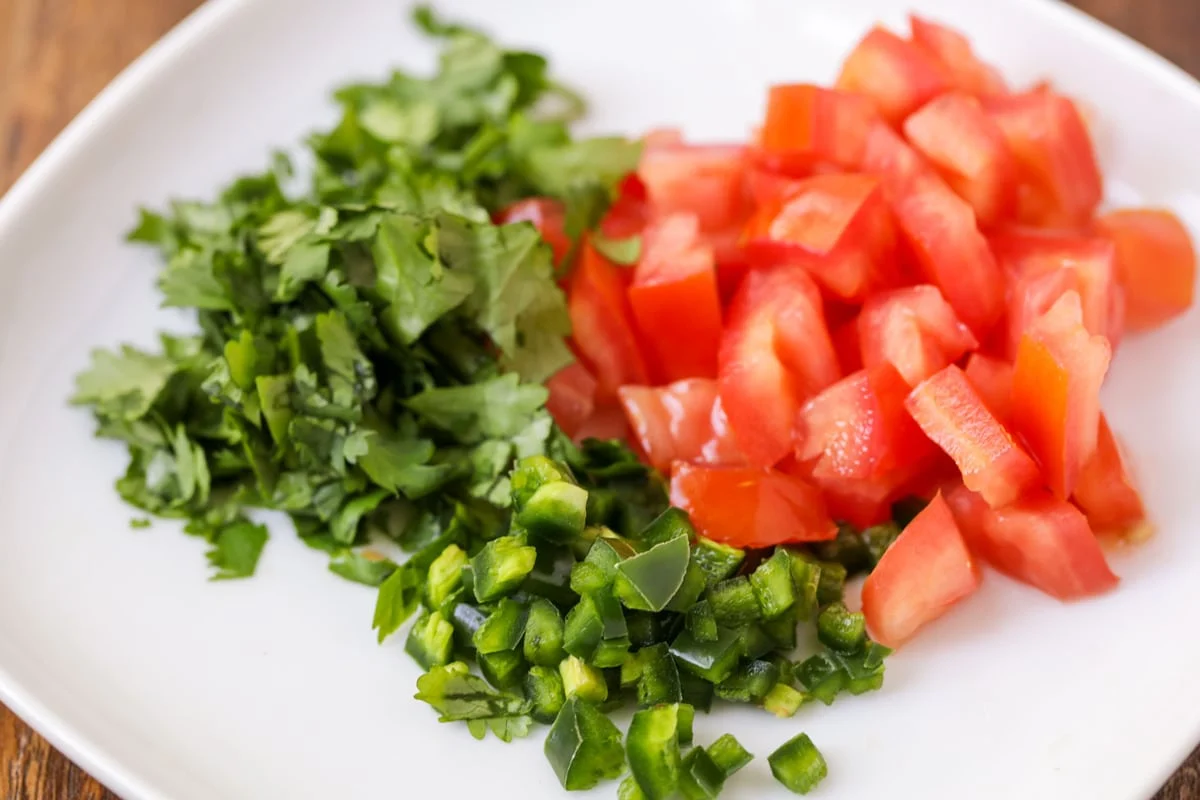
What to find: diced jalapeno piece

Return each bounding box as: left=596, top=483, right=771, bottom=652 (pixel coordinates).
left=816, top=560, right=847, bottom=606
left=524, top=665, right=566, bottom=723
left=709, top=576, right=761, bottom=627
left=619, top=776, right=648, bottom=800
left=615, top=534, right=691, bottom=612
left=817, top=601, right=866, bottom=654
left=686, top=600, right=719, bottom=642
left=449, top=602, right=488, bottom=648
left=679, top=748, right=727, bottom=800
left=511, top=455, right=573, bottom=512
left=863, top=641, right=892, bottom=669
left=565, top=590, right=629, bottom=665
left=636, top=507, right=695, bottom=547
left=523, top=598, right=567, bottom=667
left=670, top=627, right=742, bottom=684
left=478, top=649, right=526, bottom=690
left=716, top=659, right=780, bottom=704
left=692, top=537, right=744, bottom=586
left=636, top=643, right=682, bottom=707
left=786, top=551, right=822, bottom=620
left=708, top=733, right=754, bottom=778
left=625, top=611, right=663, bottom=648
left=665, top=558, right=708, bottom=613
left=812, top=523, right=871, bottom=574
left=763, top=683, right=808, bottom=718
left=471, top=535, right=537, bottom=603
left=738, top=623, right=775, bottom=661
left=426, top=543, right=467, bottom=610
left=679, top=671, right=714, bottom=714
left=836, top=649, right=886, bottom=695
left=796, top=652, right=846, bottom=705
left=405, top=610, right=454, bottom=669
left=560, top=655, right=608, bottom=704
left=768, top=733, right=827, bottom=795
left=517, top=481, right=589, bottom=542
left=570, top=536, right=629, bottom=595
left=760, top=607, right=799, bottom=652
left=544, top=696, right=625, bottom=790
left=861, top=521, right=901, bottom=566
left=521, top=545, right=578, bottom=607
left=626, top=704, right=685, bottom=800
left=473, top=598, right=528, bottom=655
left=750, top=550, right=796, bottom=619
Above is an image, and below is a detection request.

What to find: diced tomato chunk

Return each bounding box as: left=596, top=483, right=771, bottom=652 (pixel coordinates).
left=573, top=404, right=631, bottom=443
left=1073, top=415, right=1146, bottom=536
left=568, top=244, right=651, bottom=402
left=747, top=169, right=809, bottom=209
left=618, top=380, right=744, bottom=472
left=742, top=173, right=898, bottom=301
left=628, top=214, right=723, bottom=382
left=836, top=27, right=952, bottom=124
left=1094, top=209, right=1197, bottom=331
left=545, top=362, right=597, bottom=437
left=832, top=316, right=864, bottom=375
left=861, top=493, right=981, bottom=647
left=945, top=484, right=1118, bottom=600
left=670, top=462, right=837, bottom=548
left=497, top=198, right=571, bottom=265
left=719, top=268, right=839, bottom=467
left=1010, top=292, right=1111, bottom=499
left=638, top=143, right=749, bottom=232
left=600, top=174, right=651, bottom=240
left=903, top=92, right=1017, bottom=227
left=908, top=15, right=1008, bottom=98
left=758, top=84, right=878, bottom=173
left=964, top=353, right=1013, bottom=423
left=906, top=365, right=1041, bottom=508
left=858, top=285, right=978, bottom=386
left=861, top=122, right=933, bottom=186
left=985, top=89, right=1103, bottom=228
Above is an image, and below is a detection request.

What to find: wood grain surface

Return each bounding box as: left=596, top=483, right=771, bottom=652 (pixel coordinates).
left=0, top=0, right=1198, bottom=797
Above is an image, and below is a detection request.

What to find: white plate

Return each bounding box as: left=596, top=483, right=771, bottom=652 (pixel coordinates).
left=1, top=0, right=1198, bottom=797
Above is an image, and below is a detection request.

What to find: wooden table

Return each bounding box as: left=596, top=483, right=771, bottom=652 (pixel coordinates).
left=1, top=0, right=1199, bottom=796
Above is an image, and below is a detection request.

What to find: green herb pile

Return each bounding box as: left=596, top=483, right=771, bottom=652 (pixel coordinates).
left=72, top=8, right=895, bottom=797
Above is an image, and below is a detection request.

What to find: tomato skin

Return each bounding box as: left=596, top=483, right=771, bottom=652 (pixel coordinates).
left=743, top=173, right=899, bottom=302
left=638, top=143, right=749, bottom=232
left=945, top=483, right=1118, bottom=601
left=758, top=84, right=878, bottom=173
left=1010, top=291, right=1111, bottom=499
left=836, top=27, right=952, bottom=125
left=573, top=403, right=631, bottom=444
left=670, top=462, right=837, bottom=548
left=985, top=89, right=1102, bottom=228
left=497, top=198, right=571, bottom=265
left=618, top=380, right=744, bottom=472
left=1073, top=415, right=1146, bottom=536
left=545, top=362, right=597, bottom=437
left=908, top=15, right=1008, bottom=98
left=1094, top=209, right=1197, bottom=332
left=861, top=493, right=981, bottom=648
left=628, top=214, right=723, bottom=382
left=964, top=353, right=1014, bottom=423
left=568, top=244, right=651, bottom=402
left=903, top=91, right=1018, bottom=228
left=906, top=364, right=1042, bottom=508
left=858, top=285, right=978, bottom=386
left=719, top=267, right=839, bottom=467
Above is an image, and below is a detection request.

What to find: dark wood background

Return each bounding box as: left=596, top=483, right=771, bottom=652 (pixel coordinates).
left=1, top=0, right=1198, bottom=796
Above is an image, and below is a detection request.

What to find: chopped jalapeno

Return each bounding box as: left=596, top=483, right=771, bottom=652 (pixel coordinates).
left=768, top=733, right=827, bottom=795
left=544, top=697, right=625, bottom=791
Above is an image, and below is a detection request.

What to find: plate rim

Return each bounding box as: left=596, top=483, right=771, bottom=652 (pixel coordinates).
left=0, top=0, right=1198, bottom=797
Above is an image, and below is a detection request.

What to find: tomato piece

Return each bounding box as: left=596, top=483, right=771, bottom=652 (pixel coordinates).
left=906, top=364, right=1042, bottom=508
left=1094, top=209, right=1197, bottom=331
left=858, top=285, right=978, bottom=386
left=601, top=173, right=651, bottom=239
left=861, top=492, right=981, bottom=648
left=757, top=84, right=878, bottom=173
left=718, top=268, right=838, bottom=467
left=573, top=403, right=631, bottom=443
left=618, top=380, right=744, bottom=472
left=568, top=244, right=651, bottom=402
left=835, top=26, right=952, bottom=125
left=628, top=214, right=723, bottom=382
left=1010, top=291, right=1111, bottom=499
left=670, top=462, right=837, bottom=548
left=747, top=168, right=809, bottom=209
left=497, top=198, right=571, bottom=265
left=908, top=15, right=1008, bottom=98
left=985, top=89, right=1102, bottom=228
left=832, top=316, right=864, bottom=375
left=964, top=353, right=1014, bottom=423
left=638, top=143, right=749, bottom=232
left=860, top=122, right=933, bottom=186
left=945, top=484, right=1118, bottom=600
left=743, top=173, right=898, bottom=302
left=1073, top=415, right=1146, bottom=536
left=545, top=362, right=597, bottom=437
left=903, top=92, right=1017, bottom=227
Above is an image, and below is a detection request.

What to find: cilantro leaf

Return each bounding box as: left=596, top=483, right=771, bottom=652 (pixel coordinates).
left=206, top=519, right=269, bottom=581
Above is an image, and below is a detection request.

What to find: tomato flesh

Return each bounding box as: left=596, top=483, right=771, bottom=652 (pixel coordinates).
left=908, top=15, right=1008, bottom=98
left=836, top=27, right=952, bottom=124
left=963, top=353, right=1014, bottom=423
left=545, top=362, right=597, bottom=438
left=1073, top=415, right=1146, bottom=536
left=574, top=404, right=631, bottom=443
left=618, top=380, right=744, bottom=472
left=568, top=244, right=651, bottom=402
left=638, top=143, right=749, bottom=232
left=861, top=493, right=981, bottom=647
left=858, top=285, right=978, bottom=386
left=497, top=198, right=572, bottom=266
left=670, top=462, right=837, bottom=548
left=758, top=84, right=878, bottom=173
left=1094, top=209, right=1197, bottom=332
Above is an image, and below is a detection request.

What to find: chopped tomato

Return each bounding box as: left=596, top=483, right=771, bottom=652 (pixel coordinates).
left=719, top=267, right=839, bottom=467
left=757, top=84, right=878, bottom=173
left=903, top=92, right=1017, bottom=227
left=1073, top=415, right=1146, bottom=536
left=568, top=244, right=651, bottom=402
left=858, top=285, right=978, bottom=386
left=985, top=89, right=1102, bottom=228
left=747, top=168, right=809, bottom=209
left=906, top=364, right=1041, bottom=508
left=963, top=352, right=1014, bottom=423
left=573, top=404, right=631, bottom=443
left=832, top=316, right=864, bottom=374
left=545, top=362, right=597, bottom=437
left=1094, top=209, right=1197, bottom=331
left=638, top=143, right=749, bottom=232
left=860, top=122, right=933, bottom=187
left=1010, top=291, right=1111, bottom=499
left=618, top=380, right=744, bottom=472
left=600, top=173, right=651, bottom=239
left=742, top=173, right=898, bottom=301
left=908, top=15, right=1008, bottom=98
left=861, top=493, right=981, bottom=647
left=836, top=27, right=952, bottom=124
left=945, top=484, right=1118, bottom=600
left=628, top=214, right=723, bottom=382
left=670, top=462, right=837, bottom=548
left=497, top=197, right=571, bottom=265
